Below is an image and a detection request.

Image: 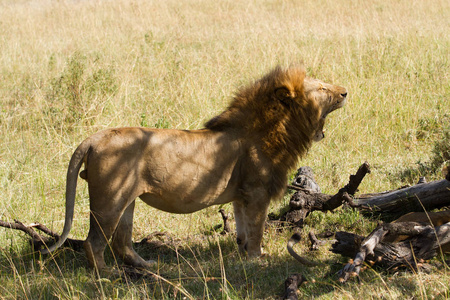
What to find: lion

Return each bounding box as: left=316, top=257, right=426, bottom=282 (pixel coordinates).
left=40, top=65, right=347, bottom=270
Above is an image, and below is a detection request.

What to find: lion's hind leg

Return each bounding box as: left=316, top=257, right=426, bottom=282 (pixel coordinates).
left=84, top=210, right=117, bottom=270
left=111, top=200, right=155, bottom=269
left=84, top=194, right=135, bottom=270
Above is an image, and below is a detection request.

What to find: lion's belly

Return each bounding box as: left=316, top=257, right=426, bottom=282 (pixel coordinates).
left=138, top=166, right=239, bottom=213
left=138, top=188, right=233, bottom=214
left=139, top=162, right=240, bottom=213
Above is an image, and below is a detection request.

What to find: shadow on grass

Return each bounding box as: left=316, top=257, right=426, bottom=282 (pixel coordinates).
left=0, top=231, right=344, bottom=299
left=1, top=230, right=440, bottom=299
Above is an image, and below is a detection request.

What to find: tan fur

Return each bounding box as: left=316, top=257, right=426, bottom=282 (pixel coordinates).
left=41, top=65, right=347, bottom=270
left=287, top=233, right=320, bottom=266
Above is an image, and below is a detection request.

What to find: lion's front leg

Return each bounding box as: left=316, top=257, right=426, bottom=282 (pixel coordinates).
left=233, top=196, right=270, bottom=257
left=233, top=201, right=248, bottom=254
left=244, top=200, right=270, bottom=257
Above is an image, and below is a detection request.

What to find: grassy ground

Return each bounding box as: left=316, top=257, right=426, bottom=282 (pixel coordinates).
left=0, top=0, right=449, bottom=298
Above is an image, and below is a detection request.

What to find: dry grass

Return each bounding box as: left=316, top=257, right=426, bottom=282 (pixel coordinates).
left=0, top=0, right=449, bottom=299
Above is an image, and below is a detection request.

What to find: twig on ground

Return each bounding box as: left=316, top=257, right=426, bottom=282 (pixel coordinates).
left=219, top=209, right=231, bottom=235
left=283, top=273, right=306, bottom=300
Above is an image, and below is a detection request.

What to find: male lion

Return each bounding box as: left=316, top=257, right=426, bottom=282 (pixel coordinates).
left=41, top=65, right=347, bottom=270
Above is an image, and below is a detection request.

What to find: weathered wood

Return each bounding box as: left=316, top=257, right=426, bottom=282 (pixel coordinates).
left=0, top=220, right=84, bottom=251
left=286, top=163, right=450, bottom=222
left=282, top=162, right=370, bottom=227
left=309, top=231, right=322, bottom=251
left=333, top=222, right=450, bottom=282
left=345, top=162, right=371, bottom=195
left=290, top=166, right=321, bottom=193
left=219, top=209, right=231, bottom=235
left=336, top=225, right=390, bottom=283
left=331, top=231, right=364, bottom=258
left=356, top=179, right=450, bottom=213
left=283, top=273, right=306, bottom=300
left=0, top=220, right=48, bottom=244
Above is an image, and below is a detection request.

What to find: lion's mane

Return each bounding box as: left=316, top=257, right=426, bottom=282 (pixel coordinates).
left=205, top=66, right=321, bottom=199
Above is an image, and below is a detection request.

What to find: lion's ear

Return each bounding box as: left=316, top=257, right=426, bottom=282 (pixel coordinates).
left=275, top=87, right=293, bottom=104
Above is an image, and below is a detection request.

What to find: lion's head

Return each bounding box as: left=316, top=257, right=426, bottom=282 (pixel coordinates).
left=206, top=65, right=347, bottom=161
left=303, top=77, right=347, bottom=141
left=205, top=65, right=347, bottom=199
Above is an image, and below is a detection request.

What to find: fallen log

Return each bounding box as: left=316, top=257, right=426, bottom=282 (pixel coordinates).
left=333, top=216, right=450, bottom=283
left=283, top=274, right=306, bottom=300
left=355, top=179, right=450, bottom=213
left=282, top=163, right=371, bottom=266
left=0, top=220, right=84, bottom=252
left=281, top=162, right=370, bottom=227
left=284, top=163, right=450, bottom=285
left=283, top=163, right=450, bottom=226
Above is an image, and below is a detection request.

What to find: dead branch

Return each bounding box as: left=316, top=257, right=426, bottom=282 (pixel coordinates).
left=345, top=161, right=372, bottom=195
left=355, top=179, right=450, bottom=213
left=333, top=221, right=450, bottom=283
left=282, top=162, right=370, bottom=227
left=336, top=225, right=390, bottom=283
left=219, top=209, right=231, bottom=235
left=1, top=218, right=183, bottom=258
left=0, top=220, right=84, bottom=252
left=0, top=220, right=48, bottom=244
left=283, top=273, right=306, bottom=300
left=1, top=220, right=178, bottom=254
left=285, top=163, right=450, bottom=286
left=289, top=166, right=321, bottom=193
left=309, top=231, right=325, bottom=251
left=284, top=163, right=450, bottom=229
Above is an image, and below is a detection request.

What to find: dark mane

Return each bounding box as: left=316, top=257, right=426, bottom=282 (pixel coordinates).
left=205, top=66, right=321, bottom=198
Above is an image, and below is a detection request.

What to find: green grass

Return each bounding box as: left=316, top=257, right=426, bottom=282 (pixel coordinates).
left=1, top=0, right=449, bottom=298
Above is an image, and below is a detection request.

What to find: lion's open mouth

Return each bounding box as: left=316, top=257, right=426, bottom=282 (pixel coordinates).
left=313, top=118, right=326, bottom=142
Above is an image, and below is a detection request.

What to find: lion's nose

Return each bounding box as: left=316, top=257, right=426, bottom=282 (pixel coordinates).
left=341, top=92, right=347, bottom=98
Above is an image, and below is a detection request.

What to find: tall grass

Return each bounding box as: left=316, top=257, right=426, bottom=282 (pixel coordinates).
left=0, top=0, right=449, bottom=298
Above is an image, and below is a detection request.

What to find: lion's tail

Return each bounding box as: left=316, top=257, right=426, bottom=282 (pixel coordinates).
left=287, top=233, right=321, bottom=267
left=40, top=139, right=91, bottom=255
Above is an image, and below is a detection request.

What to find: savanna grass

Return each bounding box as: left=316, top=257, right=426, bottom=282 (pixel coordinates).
left=0, top=0, right=449, bottom=298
